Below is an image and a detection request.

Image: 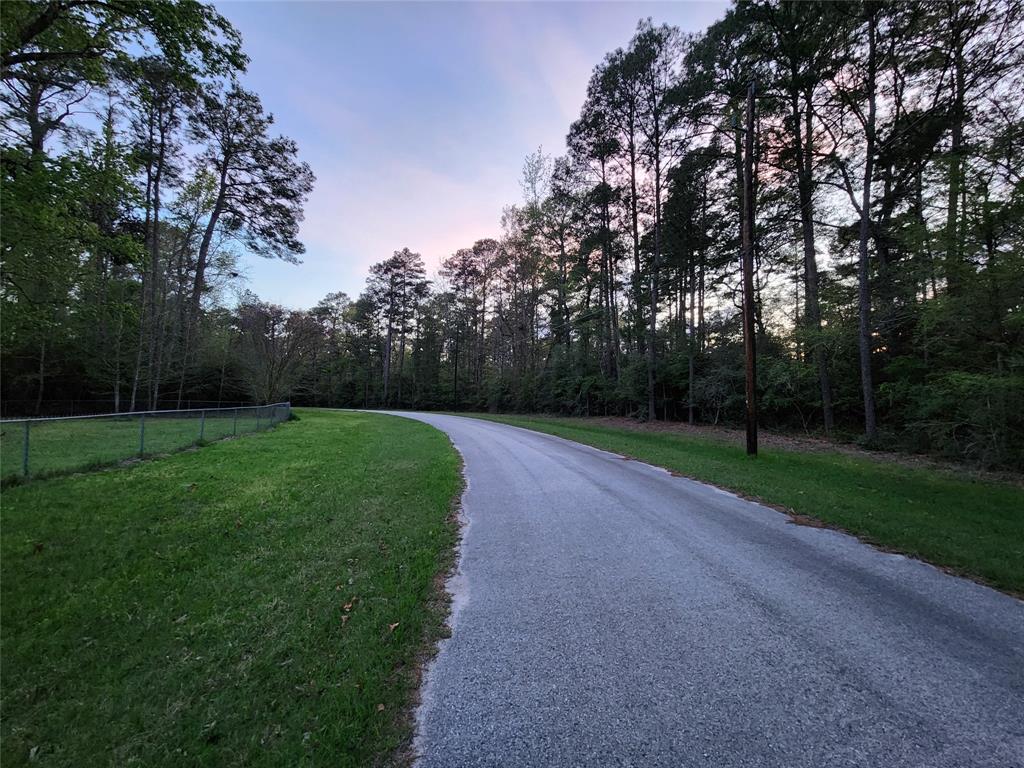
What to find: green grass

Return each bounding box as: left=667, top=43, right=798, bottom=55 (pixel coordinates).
left=469, top=414, right=1024, bottom=594
left=1, top=409, right=283, bottom=483
left=1, top=410, right=461, bottom=767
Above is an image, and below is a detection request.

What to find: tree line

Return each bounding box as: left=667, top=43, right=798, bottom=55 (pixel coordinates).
left=3, top=1, right=1023, bottom=469
left=1, top=1, right=314, bottom=414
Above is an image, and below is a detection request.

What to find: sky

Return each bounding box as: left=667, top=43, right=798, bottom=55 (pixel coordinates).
left=216, top=1, right=730, bottom=308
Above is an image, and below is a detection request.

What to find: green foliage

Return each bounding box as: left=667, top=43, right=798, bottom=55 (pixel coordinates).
left=1, top=0, right=247, bottom=84
left=757, top=352, right=821, bottom=432
left=3, top=0, right=1023, bottom=473
left=0, top=0, right=321, bottom=417
left=882, top=372, right=1024, bottom=468
left=1, top=146, right=144, bottom=392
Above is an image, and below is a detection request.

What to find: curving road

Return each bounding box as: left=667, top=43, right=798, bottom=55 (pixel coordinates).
left=385, top=412, right=1024, bottom=768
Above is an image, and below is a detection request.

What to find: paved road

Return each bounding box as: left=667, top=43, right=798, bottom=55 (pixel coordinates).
left=386, top=413, right=1024, bottom=768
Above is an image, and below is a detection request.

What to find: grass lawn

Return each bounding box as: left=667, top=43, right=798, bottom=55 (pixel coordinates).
left=0, top=408, right=285, bottom=483
left=1, top=409, right=461, bottom=767
left=469, top=414, right=1024, bottom=595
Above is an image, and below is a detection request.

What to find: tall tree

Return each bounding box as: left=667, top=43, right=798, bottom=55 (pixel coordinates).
left=751, top=0, right=846, bottom=433
left=634, top=19, right=683, bottom=419
left=183, top=84, right=314, bottom=399
left=368, top=248, right=427, bottom=406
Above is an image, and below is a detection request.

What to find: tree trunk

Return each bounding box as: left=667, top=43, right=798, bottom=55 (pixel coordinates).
left=794, top=88, right=834, bottom=433
left=382, top=282, right=396, bottom=404
left=181, top=159, right=229, bottom=403
left=599, top=159, right=615, bottom=381
left=628, top=137, right=644, bottom=356
left=857, top=14, right=879, bottom=442
left=396, top=327, right=406, bottom=406
left=144, top=105, right=169, bottom=408
left=741, top=83, right=758, bottom=457
left=688, top=256, right=697, bottom=426
left=128, top=302, right=145, bottom=411
left=647, top=130, right=661, bottom=421
left=34, top=341, right=45, bottom=415
left=945, top=43, right=966, bottom=294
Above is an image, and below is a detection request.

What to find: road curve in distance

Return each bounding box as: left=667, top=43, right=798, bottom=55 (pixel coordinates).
left=380, top=412, right=1023, bottom=768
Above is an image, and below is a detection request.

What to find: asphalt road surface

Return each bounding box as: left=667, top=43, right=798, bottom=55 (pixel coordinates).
left=386, top=412, right=1024, bottom=768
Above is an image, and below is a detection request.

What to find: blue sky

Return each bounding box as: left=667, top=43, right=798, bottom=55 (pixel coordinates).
left=217, top=1, right=729, bottom=308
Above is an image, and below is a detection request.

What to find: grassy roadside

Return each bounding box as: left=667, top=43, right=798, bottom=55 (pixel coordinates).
left=1, top=410, right=461, bottom=767
left=468, top=414, right=1024, bottom=595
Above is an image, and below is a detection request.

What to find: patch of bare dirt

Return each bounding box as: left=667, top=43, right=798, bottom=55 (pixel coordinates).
left=787, top=513, right=829, bottom=529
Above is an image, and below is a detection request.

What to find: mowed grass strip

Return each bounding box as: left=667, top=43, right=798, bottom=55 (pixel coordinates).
left=1, top=410, right=460, bottom=767
left=469, top=414, right=1024, bottom=594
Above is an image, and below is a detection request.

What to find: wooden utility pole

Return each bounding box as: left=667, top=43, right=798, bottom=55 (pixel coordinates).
left=741, top=82, right=758, bottom=457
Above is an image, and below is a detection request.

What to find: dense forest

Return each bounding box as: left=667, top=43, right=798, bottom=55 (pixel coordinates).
left=2, top=1, right=1023, bottom=468
left=1, top=1, right=314, bottom=414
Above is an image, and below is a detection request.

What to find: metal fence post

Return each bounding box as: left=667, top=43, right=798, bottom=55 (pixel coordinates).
left=22, top=420, right=30, bottom=477
left=199, top=410, right=206, bottom=442
left=139, top=413, right=146, bottom=456
left=232, top=408, right=238, bottom=436
left=256, top=408, right=261, bottom=432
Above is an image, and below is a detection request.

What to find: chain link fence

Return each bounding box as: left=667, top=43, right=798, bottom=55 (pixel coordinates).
left=0, top=402, right=290, bottom=483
